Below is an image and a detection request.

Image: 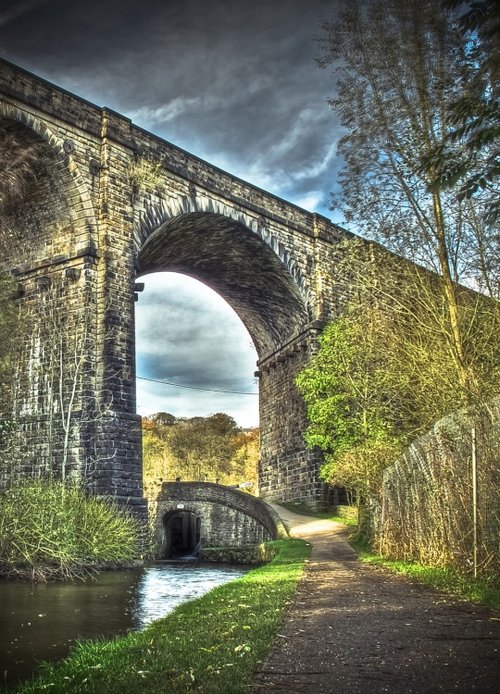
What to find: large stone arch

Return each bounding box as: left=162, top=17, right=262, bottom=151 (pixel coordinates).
left=134, top=195, right=313, bottom=323
left=1, top=59, right=350, bottom=508
left=136, top=211, right=311, bottom=355
left=134, top=209, right=325, bottom=502
left=0, top=103, right=98, bottom=260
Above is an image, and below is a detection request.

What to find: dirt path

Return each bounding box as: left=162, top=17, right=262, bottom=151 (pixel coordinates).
left=252, top=506, right=499, bottom=693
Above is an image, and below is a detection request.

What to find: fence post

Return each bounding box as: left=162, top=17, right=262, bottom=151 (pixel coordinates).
left=471, top=423, right=478, bottom=579
left=379, top=488, right=386, bottom=555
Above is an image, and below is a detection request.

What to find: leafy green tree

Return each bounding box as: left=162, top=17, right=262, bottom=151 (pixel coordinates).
left=150, top=412, right=177, bottom=428
left=228, top=428, right=259, bottom=489
left=142, top=417, right=179, bottom=500
left=296, top=308, right=403, bottom=503
left=297, top=239, right=500, bottom=506
left=168, top=413, right=241, bottom=481
left=297, top=314, right=399, bottom=457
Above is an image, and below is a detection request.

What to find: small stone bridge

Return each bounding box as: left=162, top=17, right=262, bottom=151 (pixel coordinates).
left=153, top=482, right=283, bottom=560
left=0, top=58, right=360, bottom=508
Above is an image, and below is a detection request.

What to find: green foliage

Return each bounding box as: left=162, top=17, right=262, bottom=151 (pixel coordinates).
left=168, top=413, right=240, bottom=480
left=297, top=240, right=500, bottom=502
left=128, top=156, right=164, bottom=192
left=149, top=411, right=176, bottom=427
left=296, top=303, right=405, bottom=498
left=297, top=315, right=401, bottom=456
left=0, top=481, right=143, bottom=581
left=17, top=539, right=310, bottom=693
left=320, top=442, right=402, bottom=500
left=142, top=413, right=259, bottom=499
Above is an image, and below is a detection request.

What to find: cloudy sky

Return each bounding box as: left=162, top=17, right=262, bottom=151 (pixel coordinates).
left=0, top=0, right=345, bottom=427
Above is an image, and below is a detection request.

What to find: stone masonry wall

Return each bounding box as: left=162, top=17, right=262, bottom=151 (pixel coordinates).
left=153, top=482, right=279, bottom=555
left=257, top=325, right=325, bottom=502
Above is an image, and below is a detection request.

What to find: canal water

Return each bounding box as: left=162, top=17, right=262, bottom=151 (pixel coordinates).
left=0, top=563, right=247, bottom=688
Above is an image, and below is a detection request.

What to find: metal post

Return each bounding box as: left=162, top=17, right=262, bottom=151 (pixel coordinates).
left=379, top=492, right=386, bottom=556
left=471, top=424, right=478, bottom=579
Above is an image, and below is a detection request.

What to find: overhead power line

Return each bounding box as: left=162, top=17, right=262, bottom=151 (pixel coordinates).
left=137, top=375, right=258, bottom=396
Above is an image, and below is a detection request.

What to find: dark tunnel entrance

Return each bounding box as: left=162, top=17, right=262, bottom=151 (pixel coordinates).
left=164, top=510, right=201, bottom=559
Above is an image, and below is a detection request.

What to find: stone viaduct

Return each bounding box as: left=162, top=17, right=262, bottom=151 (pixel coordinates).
left=0, top=59, right=352, bottom=510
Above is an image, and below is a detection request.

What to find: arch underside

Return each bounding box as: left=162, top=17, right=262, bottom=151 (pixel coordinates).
left=137, top=212, right=311, bottom=357
left=0, top=116, right=93, bottom=270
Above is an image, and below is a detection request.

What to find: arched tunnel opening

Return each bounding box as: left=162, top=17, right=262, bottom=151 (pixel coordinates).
left=163, top=510, right=201, bottom=559
left=135, top=211, right=312, bottom=499
left=136, top=211, right=311, bottom=357
left=135, top=271, right=259, bottom=434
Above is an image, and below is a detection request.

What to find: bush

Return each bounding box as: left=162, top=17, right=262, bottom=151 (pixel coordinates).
left=0, top=480, right=143, bottom=581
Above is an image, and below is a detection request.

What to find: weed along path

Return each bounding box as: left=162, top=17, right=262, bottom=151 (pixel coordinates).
left=253, top=505, right=500, bottom=694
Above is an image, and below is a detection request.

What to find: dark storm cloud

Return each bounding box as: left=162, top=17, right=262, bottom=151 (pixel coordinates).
left=0, top=0, right=342, bottom=216
left=0, top=0, right=345, bottom=423
left=0, top=0, right=51, bottom=26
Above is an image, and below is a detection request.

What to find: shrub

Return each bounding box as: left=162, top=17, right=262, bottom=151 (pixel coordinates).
left=0, top=480, right=143, bottom=581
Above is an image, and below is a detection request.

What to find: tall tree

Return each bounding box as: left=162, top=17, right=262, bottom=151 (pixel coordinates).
left=168, top=413, right=241, bottom=481
left=437, top=0, right=500, bottom=226
left=318, top=0, right=499, bottom=404
left=296, top=299, right=403, bottom=502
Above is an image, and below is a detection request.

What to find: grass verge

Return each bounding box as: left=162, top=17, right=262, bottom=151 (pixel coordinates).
left=15, top=538, right=310, bottom=694
left=278, top=503, right=498, bottom=608
left=0, top=481, right=144, bottom=581
left=278, top=501, right=358, bottom=526
left=350, top=535, right=500, bottom=608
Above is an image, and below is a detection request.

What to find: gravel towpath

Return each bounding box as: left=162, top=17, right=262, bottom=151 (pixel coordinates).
left=252, top=505, right=499, bottom=693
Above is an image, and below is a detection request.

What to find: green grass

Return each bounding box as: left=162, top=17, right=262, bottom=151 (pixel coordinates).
left=16, top=539, right=310, bottom=694
left=0, top=481, right=144, bottom=581
left=350, top=535, right=500, bottom=608
left=278, top=501, right=358, bottom=526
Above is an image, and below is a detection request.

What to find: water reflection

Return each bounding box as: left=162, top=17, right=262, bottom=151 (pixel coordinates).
left=134, top=564, right=244, bottom=628
left=0, top=563, right=246, bottom=688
